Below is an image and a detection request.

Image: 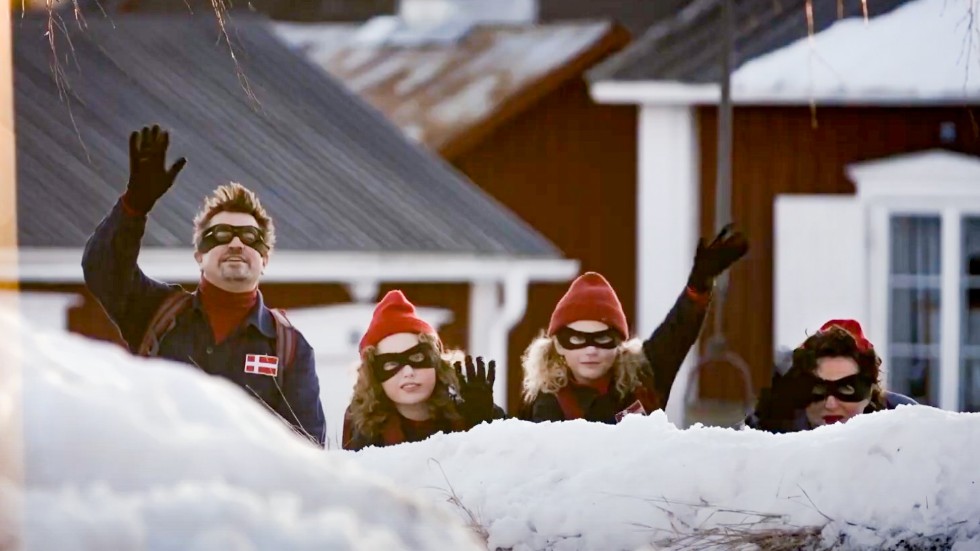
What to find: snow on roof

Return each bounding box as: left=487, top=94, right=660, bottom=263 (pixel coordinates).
left=2, top=306, right=483, bottom=550
left=274, top=21, right=619, bottom=151
left=733, top=0, right=980, bottom=103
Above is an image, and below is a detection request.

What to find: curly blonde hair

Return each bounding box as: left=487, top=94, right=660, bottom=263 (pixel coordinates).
left=347, top=333, right=465, bottom=439
left=521, top=332, right=651, bottom=402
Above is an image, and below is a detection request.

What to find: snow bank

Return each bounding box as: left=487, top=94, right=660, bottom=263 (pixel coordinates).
left=3, top=297, right=979, bottom=550
left=347, top=408, right=980, bottom=550
left=0, top=307, right=483, bottom=551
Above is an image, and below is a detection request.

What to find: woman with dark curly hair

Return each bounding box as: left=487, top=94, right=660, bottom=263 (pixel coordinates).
left=745, top=319, right=917, bottom=433
left=342, top=290, right=505, bottom=450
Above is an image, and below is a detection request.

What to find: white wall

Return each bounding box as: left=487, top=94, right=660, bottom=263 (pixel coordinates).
left=15, top=292, right=84, bottom=332
left=774, top=195, right=867, bottom=351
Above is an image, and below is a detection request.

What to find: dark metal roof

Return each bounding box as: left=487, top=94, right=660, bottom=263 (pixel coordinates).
left=12, top=14, right=561, bottom=257
left=587, top=0, right=911, bottom=83
left=89, top=0, right=669, bottom=30
left=538, top=0, right=688, bottom=38
left=74, top=0, right=396, bottom=21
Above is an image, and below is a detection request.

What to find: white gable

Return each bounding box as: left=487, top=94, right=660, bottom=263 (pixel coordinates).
left=847, top=149, right=980, bottom=198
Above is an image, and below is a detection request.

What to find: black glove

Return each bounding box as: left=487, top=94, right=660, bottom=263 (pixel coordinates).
left=772, top=371, right=815, bottom=409
left=454, top=356, right=496, bottom=425
left=687, top=223, right=749, bottom=292
left=753, top=367, right=816, bottom=432
left=123, top=125, right=187, bottom=214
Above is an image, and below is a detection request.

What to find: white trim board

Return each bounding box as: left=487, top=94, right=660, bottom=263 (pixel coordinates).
left=1, top=247, right=580, bottom=284
left=590, top=80, right=980, bottom=106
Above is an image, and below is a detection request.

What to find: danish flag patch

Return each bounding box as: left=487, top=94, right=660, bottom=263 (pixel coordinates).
left=614, top=400, right=648, bottom=423
left=244, top=354, right=279, bottom=377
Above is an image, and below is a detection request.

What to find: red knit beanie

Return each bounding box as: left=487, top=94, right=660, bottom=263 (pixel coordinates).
left=819, top=319, right=873, bottom=352
left=359, top=290, right=436, bottom=351
left=548, top=272, right=629, bottom=338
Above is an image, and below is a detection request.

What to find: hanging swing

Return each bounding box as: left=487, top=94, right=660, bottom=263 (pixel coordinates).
left=682, top=0, right=756, bottom=428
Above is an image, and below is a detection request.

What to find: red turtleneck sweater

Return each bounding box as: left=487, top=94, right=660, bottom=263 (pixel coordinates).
left=198, top=277, right=258, bottom=344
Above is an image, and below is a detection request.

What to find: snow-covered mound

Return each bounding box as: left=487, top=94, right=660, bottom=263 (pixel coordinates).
left=0, top=306, right=483, bottom=551
left=3, top=296, right=979, bottom=551
left=348, top=408, right=980, bottom=550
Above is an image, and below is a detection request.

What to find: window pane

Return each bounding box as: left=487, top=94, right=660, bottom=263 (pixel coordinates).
left=891, top=216, right=941, bottom=275
left=888, top=356, right=938, bottom=406
left=889, top=288, right=940, bottom=347
left=889, top=215, right=941, bottom=407
left=961, top=217, right=980, bottom=411
left=961, top=358, right=980, bottom=412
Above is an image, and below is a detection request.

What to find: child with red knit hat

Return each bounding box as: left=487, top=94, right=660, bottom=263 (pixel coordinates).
left=521, top=225, right=749, bottom=424
left=342, top=290, right=506, bottom=450
left=744, top=318, right=917, bottom=433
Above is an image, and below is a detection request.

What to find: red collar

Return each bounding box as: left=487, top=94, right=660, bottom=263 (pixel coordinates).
left=569, top=372, right=613, bottom=395
left=197, top=277, right=257, bottom=343
left=198, top=277, right=258, bottom=309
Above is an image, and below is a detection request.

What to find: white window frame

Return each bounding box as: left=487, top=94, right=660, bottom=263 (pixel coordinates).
left=850, top=150, right=980, bottom=411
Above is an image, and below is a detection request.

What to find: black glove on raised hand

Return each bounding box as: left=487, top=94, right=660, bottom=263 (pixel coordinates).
left=122, top=125, right=187, bottom=215
left=754, top=369, right=816, bottom=432
left=687, top=223, right=749, bottom=293
left=771, top=369, right=816, bottom=410
left=454, top=355, right=496, bottom=425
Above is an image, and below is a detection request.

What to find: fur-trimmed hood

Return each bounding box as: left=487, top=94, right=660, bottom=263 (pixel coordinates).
left=521, top=334, right=649, bottom=403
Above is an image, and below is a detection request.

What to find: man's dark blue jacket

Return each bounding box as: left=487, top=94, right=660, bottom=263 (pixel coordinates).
left=82, top=200, right=326, bottom=446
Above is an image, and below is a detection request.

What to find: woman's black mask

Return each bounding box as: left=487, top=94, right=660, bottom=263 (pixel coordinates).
left=372, top=343, right=438, bottom=383
left=804, top=373, right=873, bottom=403
left=555, top=327, right=621, bottom=350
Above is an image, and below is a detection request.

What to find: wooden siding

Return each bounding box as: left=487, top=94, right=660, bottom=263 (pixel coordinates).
left=452, top=76, right=638, bottom=410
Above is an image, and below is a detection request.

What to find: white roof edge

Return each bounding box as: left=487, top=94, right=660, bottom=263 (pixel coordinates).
left=1, top=248, right=581, bottom=284
left=590, top=80, right=980, bottom=106
left=590, top=80, right=719, bottom=105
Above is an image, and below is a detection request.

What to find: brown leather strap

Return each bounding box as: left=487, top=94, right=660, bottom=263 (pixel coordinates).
left=137, top=291, right=193, bottom=357
left=269, top=308, right=296, bottom=384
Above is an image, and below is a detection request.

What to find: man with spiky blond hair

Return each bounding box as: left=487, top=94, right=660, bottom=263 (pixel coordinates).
left=83, top=125, right=325, bottom=447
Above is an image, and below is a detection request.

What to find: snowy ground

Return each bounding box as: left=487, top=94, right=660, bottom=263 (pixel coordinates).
left=347, top=409, right=980, bottom=550
left=2, top=300, right=979, bottom=550
left=0, top=304, right=483, bottom=551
